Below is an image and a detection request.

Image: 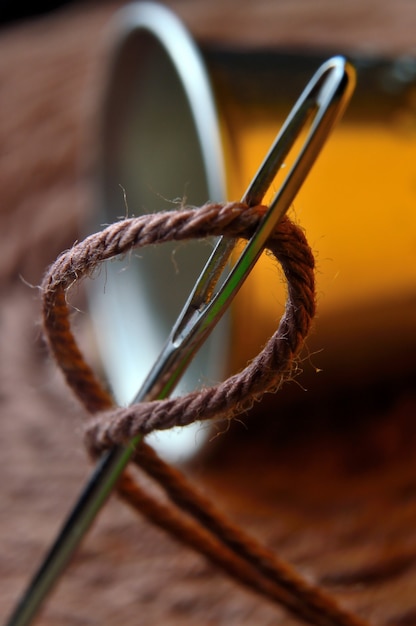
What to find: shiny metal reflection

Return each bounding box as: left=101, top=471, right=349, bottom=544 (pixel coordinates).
left=90, top=1, right=416, bottom=463
left=90, top=2, right=229, bottom=461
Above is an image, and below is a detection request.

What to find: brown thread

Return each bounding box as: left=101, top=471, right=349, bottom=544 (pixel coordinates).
left=41, top=201, right=370, bottom=626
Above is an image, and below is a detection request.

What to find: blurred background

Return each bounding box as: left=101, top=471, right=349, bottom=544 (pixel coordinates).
left=1, top=2, right=416, bottom=625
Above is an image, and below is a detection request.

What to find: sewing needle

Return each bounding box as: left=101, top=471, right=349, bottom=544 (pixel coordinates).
left=5, top=55, right=355, bottom=626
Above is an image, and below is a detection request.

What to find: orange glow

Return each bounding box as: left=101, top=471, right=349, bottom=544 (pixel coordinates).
left=222, top=99, right=416, bottom=370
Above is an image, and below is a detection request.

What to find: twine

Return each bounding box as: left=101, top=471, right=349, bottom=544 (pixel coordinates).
left=41, top=201, right=370, bottom=626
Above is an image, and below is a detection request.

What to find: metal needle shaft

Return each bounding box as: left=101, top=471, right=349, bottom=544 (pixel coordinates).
left=5, top=56, right=355, bottom=626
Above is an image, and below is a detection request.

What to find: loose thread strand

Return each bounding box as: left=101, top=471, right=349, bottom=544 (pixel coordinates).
left=41, top=202, right=370, bottom=626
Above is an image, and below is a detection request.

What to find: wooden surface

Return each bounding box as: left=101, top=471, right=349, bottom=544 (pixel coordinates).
left=1, top=2, right=416, bottom=625
left=163, top=0, right=416, bottom=54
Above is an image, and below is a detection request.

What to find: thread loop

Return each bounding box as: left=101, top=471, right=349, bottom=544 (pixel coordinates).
left=41, top=202, right=370, bottom=626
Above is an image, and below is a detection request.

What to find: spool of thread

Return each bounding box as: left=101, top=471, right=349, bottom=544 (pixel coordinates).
left=88, top=1, right=416, bottom=459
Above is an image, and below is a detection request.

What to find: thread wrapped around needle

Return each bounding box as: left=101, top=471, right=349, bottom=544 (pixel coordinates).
left=40, top=202, right=369, bottom=626
left=43, top=203, right=315, bottom=441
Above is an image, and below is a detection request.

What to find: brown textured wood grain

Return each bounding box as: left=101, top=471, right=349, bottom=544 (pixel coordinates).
left=163, top=0, right=416, bottom=54
left=1, top=2, right=416, bottom=625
